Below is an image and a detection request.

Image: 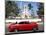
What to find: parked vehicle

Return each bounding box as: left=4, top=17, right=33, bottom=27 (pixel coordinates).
left=8, top=21, right=38, bottom=32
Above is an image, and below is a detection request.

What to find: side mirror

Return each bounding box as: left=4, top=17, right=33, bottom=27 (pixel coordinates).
left=16, top=22, right=17, bottom=24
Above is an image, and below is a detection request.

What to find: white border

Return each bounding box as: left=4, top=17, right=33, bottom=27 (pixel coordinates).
left=0, top=0, right=5, bottom=35
left=7, top=0, right=44, bottom=2
left=0, top=0, right=45, bottom=35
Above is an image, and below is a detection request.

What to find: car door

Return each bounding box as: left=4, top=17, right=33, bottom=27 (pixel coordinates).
left=17, top=22, right=25, bottom=31
left=18, top=22, right=33, bottom=31
left=23, top=22, right=33, bottom=31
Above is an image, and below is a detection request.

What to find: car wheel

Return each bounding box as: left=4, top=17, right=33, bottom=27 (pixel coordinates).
left=33, top=28, right=37, bottom=32
left=15, top=29, right=18, bottom=32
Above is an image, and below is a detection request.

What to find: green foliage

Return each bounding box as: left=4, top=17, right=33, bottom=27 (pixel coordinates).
left=28, top=3, right=32, bottom=10
left=37, top=3, right=44, bottom=16
left=5, top=1, right=20, bottom=18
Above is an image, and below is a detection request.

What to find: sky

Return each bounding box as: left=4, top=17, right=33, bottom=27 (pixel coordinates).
left=15, top=1, right=39, bottom=16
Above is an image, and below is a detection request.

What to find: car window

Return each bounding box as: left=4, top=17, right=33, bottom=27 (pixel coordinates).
left=19, top=22, right=25, bottom=24
left=19, top=22, right=30, bottom=24
left=25, top=22, right=30, bottom=24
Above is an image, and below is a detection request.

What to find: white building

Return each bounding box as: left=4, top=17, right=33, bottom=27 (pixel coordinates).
left=20, top=3, right=31, bottom=18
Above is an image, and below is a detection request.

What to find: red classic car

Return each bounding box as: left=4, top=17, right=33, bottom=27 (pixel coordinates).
left=8, top=21, right=38, bottom=32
